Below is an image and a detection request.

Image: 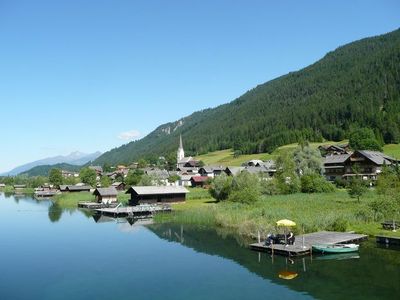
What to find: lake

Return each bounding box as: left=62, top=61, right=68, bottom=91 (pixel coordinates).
left=0, top=192, right=399, bottom=300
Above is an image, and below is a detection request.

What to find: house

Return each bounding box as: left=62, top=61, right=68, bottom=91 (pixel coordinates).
left=242, top=159, right=265, bottom=167
left=143, top=168, right=170, bottom=185
left=116, top=165, right=129, bottom=177
left=224, top=167, right=245, bottom=176
left=61, top=170, right=79, bottom=178
left=198, top=166, right=224, bottom=178
left=126, top=186, right=189, bottom=205
left=89, top=166, right=103, bottom=175
left=177, top=174, right=193, bottom=187
left=93, top=187, right=118, bottom=204
left=111, top=182, right=126, bottom=191
left=324, top=150, right=398, bottom=182
left=0, top=183, right=6, bottom=188
left=60, top=185, right=91, bottom=192
left=319, top=144, right=350, bottom=157
left=190, top=176, right=209, bottom=188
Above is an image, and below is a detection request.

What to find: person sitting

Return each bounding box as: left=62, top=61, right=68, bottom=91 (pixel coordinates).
left=287, top=231, right=295, bottom=245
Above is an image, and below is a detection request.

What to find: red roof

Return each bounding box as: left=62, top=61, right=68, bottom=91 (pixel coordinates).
left=190, top=176, right=209, bottom=183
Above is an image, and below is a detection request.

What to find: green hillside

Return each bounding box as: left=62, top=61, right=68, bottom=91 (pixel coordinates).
left=94, top=29, right=400, bottom=166
left=21, top=163, right=81, bottom=177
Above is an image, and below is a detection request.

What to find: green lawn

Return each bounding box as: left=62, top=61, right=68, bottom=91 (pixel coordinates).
left=156, top=189, right=400, bottom=238
left=382, top=144, right=400, bottom=159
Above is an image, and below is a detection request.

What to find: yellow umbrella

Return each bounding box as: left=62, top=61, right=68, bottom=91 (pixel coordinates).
left=278, top=271, right=298, bottom=280
left=276, top=219, right=296, bottom=227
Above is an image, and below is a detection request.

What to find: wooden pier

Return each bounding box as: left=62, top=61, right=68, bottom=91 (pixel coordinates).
left=376, top=235, right=400, bottom=246
left=95, top=204, right=172, bottom=217
left=78, top=202, right=118, bottom=209
left=250, top=231, right=368, bottom=256
left=34, top=191, right=59, bottom=198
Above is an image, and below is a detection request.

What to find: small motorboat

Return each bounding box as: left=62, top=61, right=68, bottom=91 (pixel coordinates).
left=312, top=243, right=359, bottom=254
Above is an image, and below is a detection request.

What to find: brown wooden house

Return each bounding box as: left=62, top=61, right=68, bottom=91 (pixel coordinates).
left=111, top=182, right=126, bottom=191
left=93, top=187, right=118, bottom=204
left=190, top=176, right=209, bottom=188
left=324, top=150, right=398, bottom=182
left=126, top=186, right=189, bottom=206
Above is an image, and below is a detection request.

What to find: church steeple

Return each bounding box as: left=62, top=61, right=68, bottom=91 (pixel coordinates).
left=177, top=134, right=185, bottom=163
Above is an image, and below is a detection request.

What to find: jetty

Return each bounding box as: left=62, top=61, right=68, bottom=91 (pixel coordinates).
left=95, top=204, right=172, bottom=217
left=78, top=202, right=118, bottom=209
left=376, top=235, right=400, bottom=246
left=34, top=190, right=59, bottom=198
left=250, top=231, right=368, bottom=256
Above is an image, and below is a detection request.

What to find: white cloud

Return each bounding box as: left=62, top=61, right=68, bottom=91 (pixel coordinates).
left=118, top=129, right=141, bottom=141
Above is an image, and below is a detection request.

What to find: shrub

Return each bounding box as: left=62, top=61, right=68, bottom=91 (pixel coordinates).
left=300, top=173, right=336, bottom=193
left=228, top=187, right=260, bottom=204
left=328, top=217, right=348, bottom=232
left=209, top=174, right=233, bottom=201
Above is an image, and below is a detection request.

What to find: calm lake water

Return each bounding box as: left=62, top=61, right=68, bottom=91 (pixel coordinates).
left=0, top=193, right=399, bottom=300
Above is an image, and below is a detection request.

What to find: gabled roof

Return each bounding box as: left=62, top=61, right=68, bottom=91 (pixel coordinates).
left=126, top=186, right=189, bottom=195
left=93, top=187, right=118, bottom=196
left=225, top=166, right=245, bottom=175
left=324, top=154, right=351, bottom=164
left=356, top=150, right=397, bottom=165
left=112, top=182, right=124, bottom=187
left=66, top=185, right=91, bottom=191
left=190, top=176, right=209, bottom=183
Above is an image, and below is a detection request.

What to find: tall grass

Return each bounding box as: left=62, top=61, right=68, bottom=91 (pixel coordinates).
left=155, top=190, right=398, bottom=237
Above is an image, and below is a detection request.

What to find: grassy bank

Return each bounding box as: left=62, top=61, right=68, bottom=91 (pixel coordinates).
left=0, top=185, right=35, bottom=194
left=155, top=189, right=400, bottom=238
left=54, top=191, right=130, bottom=208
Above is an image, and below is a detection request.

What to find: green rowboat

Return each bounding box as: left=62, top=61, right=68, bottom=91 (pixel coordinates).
left=312, top=243, right=359, bottom=254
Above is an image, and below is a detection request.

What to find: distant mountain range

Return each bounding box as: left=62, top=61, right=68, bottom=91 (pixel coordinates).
left=93, top=28, right=400, bottom=166
left=1, top=151, right=102, bottom=176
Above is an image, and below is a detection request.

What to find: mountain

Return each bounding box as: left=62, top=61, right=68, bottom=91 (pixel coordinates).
left=93, top=29, right=400, bottom=166
left=20, top=163, right=82, bottom=177
left=2, top=151, right=102, bottom=176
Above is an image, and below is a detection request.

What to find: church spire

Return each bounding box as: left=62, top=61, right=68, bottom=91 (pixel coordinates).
left=177, top=134, right=185, bottom=164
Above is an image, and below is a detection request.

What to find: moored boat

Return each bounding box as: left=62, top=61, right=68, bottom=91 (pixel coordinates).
left=312, top=243, right=359, bottom=254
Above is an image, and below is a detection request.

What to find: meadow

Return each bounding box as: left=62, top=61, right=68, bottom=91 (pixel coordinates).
left=155, top=188, right=400, bottom=238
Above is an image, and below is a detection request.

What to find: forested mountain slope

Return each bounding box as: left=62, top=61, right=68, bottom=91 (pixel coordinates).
left=94, top=29, right=400, bottom=166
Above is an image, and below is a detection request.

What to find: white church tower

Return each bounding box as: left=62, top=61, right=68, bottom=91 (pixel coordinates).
left=177, top=134, right=185, bottom=163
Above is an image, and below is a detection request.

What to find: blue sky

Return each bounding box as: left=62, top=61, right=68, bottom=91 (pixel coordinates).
left=0, top=0, right=399, bottom=172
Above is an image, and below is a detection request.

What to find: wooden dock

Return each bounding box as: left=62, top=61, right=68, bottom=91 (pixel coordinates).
left=376, top=235, right=400, bottom=246
left=78, top=202, right=118, bottom=209
left=95, top=204, right=172, bottom=217
left=250, top=231, right=368, bottom=256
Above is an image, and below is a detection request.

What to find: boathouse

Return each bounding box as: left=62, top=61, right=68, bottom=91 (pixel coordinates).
left=93, top=187, right=118, bottom=204
left=126, top=186, right=189, bottom=206
left=60, top=185, right=91, bottom=193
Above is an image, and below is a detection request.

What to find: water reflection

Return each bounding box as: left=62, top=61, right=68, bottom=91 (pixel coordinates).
left=148, top=223, right=400, bottom=300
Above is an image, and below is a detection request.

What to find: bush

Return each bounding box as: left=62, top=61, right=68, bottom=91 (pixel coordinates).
left=228, top=187, right=260, bottom=204
left=328, top=217, right=348, bottom=232
left=300, top=173, right=336, bottom=193
left=260, top=178, right=279, bottom=195
left=369, top=197, right=400, bottom=221
left=209, top=174, right=233, bottom=201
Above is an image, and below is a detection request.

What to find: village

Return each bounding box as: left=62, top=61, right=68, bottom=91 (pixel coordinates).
left=18, top=135, right=396, bottom=212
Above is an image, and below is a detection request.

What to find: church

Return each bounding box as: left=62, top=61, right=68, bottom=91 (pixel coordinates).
left=176, top=135, right=200, bottom=170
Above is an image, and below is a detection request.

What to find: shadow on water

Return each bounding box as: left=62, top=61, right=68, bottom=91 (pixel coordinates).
left=147, top=223, right=400, bottom=300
